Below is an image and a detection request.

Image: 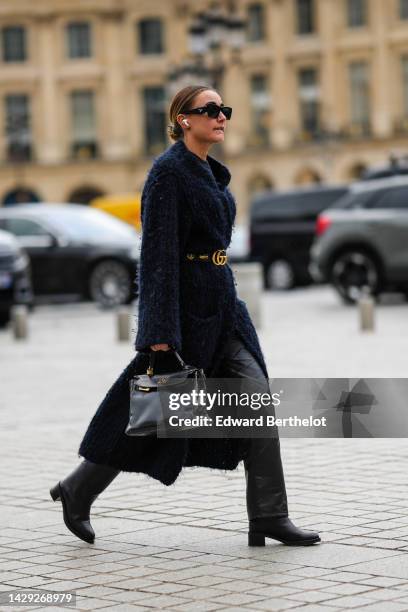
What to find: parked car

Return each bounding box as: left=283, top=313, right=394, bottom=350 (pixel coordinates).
left=249, top=185, right=349, bottom=289
left=0, top=228, right=33, bottom=326
left=309, top=176, right=408, bottom=303
left=0, top=203, right=140, bottom=307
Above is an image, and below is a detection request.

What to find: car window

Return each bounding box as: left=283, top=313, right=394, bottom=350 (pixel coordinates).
left=331, top=190, right=382, bottom=210
left=4, top=217, right=50, bottom=236
left=296, top=190, right=347, bottom=214
left=48, top=207, right=137, bottom=242
left=370, top=186, right=408, bottom=209
left=251, top=188, right=347, bottom=218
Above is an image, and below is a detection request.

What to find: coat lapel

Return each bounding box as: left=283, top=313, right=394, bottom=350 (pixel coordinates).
left=171, top=138, right=231, bottom=190
left=169, top=139, right=236, bottom=236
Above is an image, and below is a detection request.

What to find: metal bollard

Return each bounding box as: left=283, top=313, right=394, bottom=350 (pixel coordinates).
left=231, top=262, right=263, bottom=328
left=359, top=288, right=375, bottom=331
left=116, top=307, right=130, bottom=341
left=11, top=304, right=28, bottom=339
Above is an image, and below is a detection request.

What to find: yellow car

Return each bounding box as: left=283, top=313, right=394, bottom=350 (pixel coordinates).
left=90, top=193, right=141, bottom=231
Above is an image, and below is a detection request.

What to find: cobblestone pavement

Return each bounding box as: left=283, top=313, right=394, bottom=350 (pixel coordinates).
left=1, top=287, right=408, bottom=612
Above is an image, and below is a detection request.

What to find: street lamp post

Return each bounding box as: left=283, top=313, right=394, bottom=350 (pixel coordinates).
left=167, top=1, right=247, bottom=157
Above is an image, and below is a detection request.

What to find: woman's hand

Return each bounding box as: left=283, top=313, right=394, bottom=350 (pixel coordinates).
left=150, top=343, right=171, bottom=351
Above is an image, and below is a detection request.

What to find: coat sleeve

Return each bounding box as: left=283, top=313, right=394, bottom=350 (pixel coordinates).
left=134, top=170, right=182, bottom=353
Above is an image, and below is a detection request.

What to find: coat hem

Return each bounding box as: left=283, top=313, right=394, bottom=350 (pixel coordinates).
left=77, top=448, right=182, bottom=487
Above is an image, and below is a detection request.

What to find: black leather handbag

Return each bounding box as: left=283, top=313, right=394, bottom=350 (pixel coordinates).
left=125, top=347, right=207, bottom=437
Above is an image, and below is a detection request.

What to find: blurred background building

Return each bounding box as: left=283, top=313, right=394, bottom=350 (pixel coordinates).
left=1, top=0, right=408, bottom=218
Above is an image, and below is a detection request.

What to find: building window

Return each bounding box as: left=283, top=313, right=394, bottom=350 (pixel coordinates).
left=4, top=94, right=31, bottom=162
left=248, top=174, right=273, bottom=197
left=297, top=0, right=315, bottom=35
left=295, top=168, right=321, bottom=184
left=2, top=188, right=40, bottom=206
left=66, top=22, right=92, bottom=59
left=349, top=61, right=370, bottom=133
left=247, top=4, right=265, bottom=42
left=298, top=68, right=320, bottom=138
left=249, top=74, right=270, bottom=146
left=68, top=186, right=104, bottom=205
left=402, top=56, right=408, bottom=118
left=1, top=26, right=26, bottom=62
left=347, top=0, right=367, bottom=27
left=400, top=0, right=408, bottom=20
left=138, top=19, right=164, bottom=54
left=143, top=86, right=166, bottom=154
left=400, top=55, right=408, bottom=131
left=348, top=162, right=367, bottom=180
left=70, top=90, right=98, bottom=159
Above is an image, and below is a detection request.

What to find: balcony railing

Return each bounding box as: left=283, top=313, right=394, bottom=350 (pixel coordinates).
left=6, top=142, right=32, bottom=163
left=339, top=121, right=372, bottom=139
left=393, top=116, right=408, bottom=135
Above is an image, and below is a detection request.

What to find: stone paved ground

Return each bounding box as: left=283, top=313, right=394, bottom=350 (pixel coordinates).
left=1, top=286, right=408, bottom=612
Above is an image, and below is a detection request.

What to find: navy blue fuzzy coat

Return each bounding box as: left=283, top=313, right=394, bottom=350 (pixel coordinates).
left=78, top=138, right=269, bottom=486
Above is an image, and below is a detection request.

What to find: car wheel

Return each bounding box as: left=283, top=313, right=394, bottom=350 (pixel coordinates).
left=89, top=260, right=132, bottom=308
left=330, top=250, right=381, bottom=304
left=265, top=259, right=295, bottom=290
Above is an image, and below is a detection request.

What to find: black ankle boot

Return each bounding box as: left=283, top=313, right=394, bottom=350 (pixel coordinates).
left=248, top=516, right=321, bottom=546
left=50, top=459, right=120, bottom=544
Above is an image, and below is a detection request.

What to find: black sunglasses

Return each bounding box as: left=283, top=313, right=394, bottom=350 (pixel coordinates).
left=183, top=102, right=232, bottom=120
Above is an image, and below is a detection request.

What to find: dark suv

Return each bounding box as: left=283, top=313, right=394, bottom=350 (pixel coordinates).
left=249, top=185, right=349, bottom=289
left=310, top=176, right=408, bottom=303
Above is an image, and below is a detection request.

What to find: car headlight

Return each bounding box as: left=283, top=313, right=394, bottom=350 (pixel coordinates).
left=13, top=251, right=29, bottom=272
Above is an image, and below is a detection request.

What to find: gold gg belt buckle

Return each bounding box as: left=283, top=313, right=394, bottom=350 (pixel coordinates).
left=212, top=249, right=227, bottom=265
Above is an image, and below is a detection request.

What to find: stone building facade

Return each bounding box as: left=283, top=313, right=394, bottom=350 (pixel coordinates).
left=1, top=0, right=408, bottom=218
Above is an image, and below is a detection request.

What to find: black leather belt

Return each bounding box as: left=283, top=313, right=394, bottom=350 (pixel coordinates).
left=185, top=249, right=228, bottom=266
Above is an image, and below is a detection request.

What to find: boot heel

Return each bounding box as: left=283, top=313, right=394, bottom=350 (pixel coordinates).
left=248, top=532, right=265, bottom=546
left=50, top=483, right=61, bottom=501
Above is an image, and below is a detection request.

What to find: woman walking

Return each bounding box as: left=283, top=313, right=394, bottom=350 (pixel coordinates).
left=50, top=85, right=320, bottom=548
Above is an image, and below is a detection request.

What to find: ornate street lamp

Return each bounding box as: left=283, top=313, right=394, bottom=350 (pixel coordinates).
left=167, top=56, right=213, bottom=99
left=191, top=4, right=246, bottom=85
left=166, top=2, right=246, bottom=159
left=167, top=2, right=246, bottom=95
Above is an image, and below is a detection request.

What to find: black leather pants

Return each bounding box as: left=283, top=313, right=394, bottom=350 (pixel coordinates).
left=222, top=331, right=289, bottom=520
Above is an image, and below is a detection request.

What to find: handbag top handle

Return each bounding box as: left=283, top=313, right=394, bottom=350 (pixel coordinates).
left=147, top=346, right=189, bottom=376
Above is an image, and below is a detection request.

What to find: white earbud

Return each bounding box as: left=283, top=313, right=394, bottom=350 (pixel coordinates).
left=182, top=119, right=190, bottom=126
